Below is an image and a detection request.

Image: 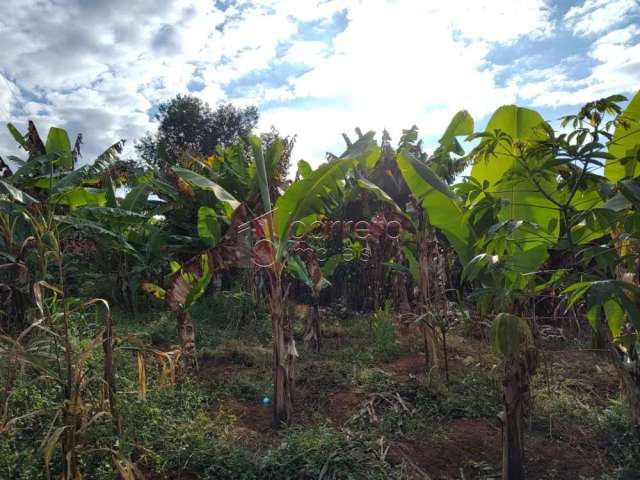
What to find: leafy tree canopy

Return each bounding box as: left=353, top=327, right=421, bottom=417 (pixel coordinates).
left=136, top=94, right=259, bottom=168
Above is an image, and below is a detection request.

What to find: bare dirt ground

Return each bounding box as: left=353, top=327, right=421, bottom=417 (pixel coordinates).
left=197, top=325, right=621, bottom=479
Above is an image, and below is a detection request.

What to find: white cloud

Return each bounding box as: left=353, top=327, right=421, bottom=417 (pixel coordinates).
left=281, top=41, right=330, bottom=65
left=209, top=4, right=298, bottom=72
left=259, top=102, right=472, bottom=166
left=258, top=0, right=550, bottom=165
left=1, top=0, right=635, bottom=173
left=565, top=0, right=639, bottom=36
left=255, top=0, right=356, bottom=22
left=0, top=0, right=230, bottom=160
left=197, top=84, right=227, bottom=106
left=0, top=75, right=19, bottom=120
left=0, top=75, right=23, bottom=157
left=442, top=0, right=552, bottom=43
left=0, top=0, right=349, bottom=161
left=516, top=24, right=640, bottom=107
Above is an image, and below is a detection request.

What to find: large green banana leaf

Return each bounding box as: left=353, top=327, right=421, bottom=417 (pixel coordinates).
left=248, top=135, right=273, bottom=214
left=339, top=130, right=380, bottom=169
left=173, top=167, right=240, bottom=217
left=0, top=180, right=37, bottom=204
left=45, top=127, right=73, bottom=170
left=197, top=206, right=221, bottom=246
left=605, top=90, right=640, bottom=181
left=274, top=158, right=353, bottom=260
left=396, top=149, right=472, bottom=264
left=51, top=186, right=107, bottom=208
left=438, top=110, right=474, bottom=158
left=355, top=178, right=402, bottom=213
left=471, top=105, right=558, bottom=273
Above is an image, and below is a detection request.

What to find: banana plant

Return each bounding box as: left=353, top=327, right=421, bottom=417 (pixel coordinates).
left=559, top=90, right=640, bottom=432
left=4, top=121, right=128, bottom=208
left=458, top=98, right=623, bottom=325
left=6, top=120, right=76, bottom=179
left=0, top=199, right=36, bottom=330
left=466, top=106, right=561, bottom=273
left=603, top=91, right=640, bottom=182
left=286, top=250, right=330, bottom=352
left=139, top=134, right=290, bottom=361
left=341, top=114, right=473, bottom=369
left=395, top=105, right=562, bottom=477
left=472, top=94, right=640, bottom=440
left=249, top=132, right=376, bottom=425
left=490, top=313, right=537, bottom=480
left=460, top=94, right=639, bottom=476
left=393, top=112, right=475, bottom=369
left=148, top=202, right=247, bottom=356
left=142, top=254, right=213, bottom=359
left=427, top=110, right=475, bottom=184
left=0, top=122, right=134, bottom=331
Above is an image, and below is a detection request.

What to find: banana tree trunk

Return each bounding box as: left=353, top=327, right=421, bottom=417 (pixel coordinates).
left=177, top=309, right=196, bottom=356
left=393, top=249, right=411, bottom=314
left=303, top=300, right=321, bottom=352
left=418, top=238, right=439, bottom=369
left=367, top=246, right=383, bottom=311
left=118, top=256, right=136, bottom=315
left=591, top=316, right=608, bottom=352
left=271, top=280, right=296, bottom=425
left=500, top=355, right=531, bottom=480
left=418, top=240, right=431, bottom=305
left=397, top=276, right=411, bottom=314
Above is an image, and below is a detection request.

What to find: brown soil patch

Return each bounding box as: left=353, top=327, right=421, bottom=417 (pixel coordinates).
left=387, top=418, right=501, bottom=479
left=210, top=387, right=368, bottom=439
left=323, top=390, right=367, bottom=424
left=527, top=428, right=612, bottom=479
left=387, top=417, right=611, bottom=479
left=197, top=355, right=246, bottom=377
left=199, top=332, right=619, bottom=478
left=538, top=348, right=618, bottom=404
left=381, top=353, right=427, bottom=380
left=447, top=336, right=498, bottom=369
left=142, top=470, right=199, bottom=480
left=216, top=398, right=275, bottom=437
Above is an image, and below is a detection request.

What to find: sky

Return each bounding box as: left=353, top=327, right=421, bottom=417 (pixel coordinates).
left=0, top=0, right=638, bottom=168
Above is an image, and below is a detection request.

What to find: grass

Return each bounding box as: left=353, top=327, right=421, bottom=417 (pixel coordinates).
left=261, top=424, right=397, bottom=480
left=415, top=364, right=502, bottom=420
left=3, top=292, right=640, bottom=479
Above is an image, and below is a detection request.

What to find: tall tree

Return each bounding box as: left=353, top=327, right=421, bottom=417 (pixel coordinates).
left=136, top=94, right=259, bottom=167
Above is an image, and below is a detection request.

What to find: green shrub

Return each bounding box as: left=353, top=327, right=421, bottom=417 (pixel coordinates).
left=260, top=424, right=391, bottom=479
left=209, top=339, right=271, bottom=367
left=212, top=371, right=273, bottom=402
left=117, top=378, right=257, bottom=478
left=370, top=307, right=400, bottom=361
left=598, top=400, right=640, bottom=477
left=416, top=365, right=501, bottom=419
left=352, top=366, right=394, bottom=392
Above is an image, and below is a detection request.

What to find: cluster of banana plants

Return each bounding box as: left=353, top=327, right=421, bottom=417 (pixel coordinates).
left=0, top=122, right=285, bottom=473
left=257, top=90, right=640, bottom=478
left=2, top=86, right=640, bottom=479
left=401, top=92, right=640, bottom=479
